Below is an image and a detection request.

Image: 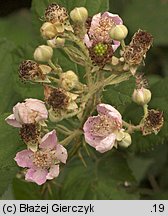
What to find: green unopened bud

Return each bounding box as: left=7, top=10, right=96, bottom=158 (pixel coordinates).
left=70, top=7, right=88, bottom=23
left=118, top=132, right=132, bottom=148
left=34, top=45, right=53, bottom=62
left=109, top=24, right=128, bottom=41
left=40, top=22, right=57, bottom=39
left=60, top=70, right=79, bottom=90
left=132, top=88, right=151, bottom=106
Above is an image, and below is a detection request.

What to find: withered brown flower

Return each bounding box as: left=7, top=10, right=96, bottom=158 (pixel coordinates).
left=20, top=123, right=40, bottom=145
left=142, top=109, right=164, bottom=135
left=45, top=3, right=68, bottom=24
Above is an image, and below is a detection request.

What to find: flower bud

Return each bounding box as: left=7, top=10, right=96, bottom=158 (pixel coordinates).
left=118, top=132, right=132, bottom=148
left=109, top=24, right=128, bottom=41
left=111, top=56, right=119, bottom=65
left=47, top=38, right=57, bottom=48
left=70, top=7, right=88, bottom=23
left=55, top=37, right=65, bottom=47
left=34, top=45, right=53, bottom=62
left=60, top=70, right=79, bottom=90
left=40, top=22, right=57, bottom=39
left=132, top=88, right=151, bottom=106
left=47, top=37, right=65, bottom=48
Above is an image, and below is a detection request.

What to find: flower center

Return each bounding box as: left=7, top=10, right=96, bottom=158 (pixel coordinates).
left=89, top=42, right=114, bottom=66
left=33, top=150, right=57, bottom=169
left=91, top=115, right=117, bottom=137
left=94, top=43, right=108, bottom=56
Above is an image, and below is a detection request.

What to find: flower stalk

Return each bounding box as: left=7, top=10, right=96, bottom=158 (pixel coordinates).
left=48, top=59, right=62, bottom=76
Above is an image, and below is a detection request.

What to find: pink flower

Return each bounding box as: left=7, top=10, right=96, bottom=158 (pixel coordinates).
left=84, top=12, right=123, bottom=51
left=5, top=98, right=48, bottom=128
left=83, top=103, right=122, bottom=153
left=14, top=130, right=68, bottom=185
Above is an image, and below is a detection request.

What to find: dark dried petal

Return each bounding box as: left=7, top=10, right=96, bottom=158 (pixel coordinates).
left=123, top=30, right=153, bottom=66
left=18, top=60, right=43, bottom=81
left=142, top=109, right=164, bottom=135
left=131, top=30, right=153, bottom=51
left=85, top=16, right=92, bottom=33
left=20, top=123, right=40, bottom=144
left=124, top=44, right=144, bottom=65
left=135, top=73, right=148, bottom=89
left=46, top=87, right=69, bottom=110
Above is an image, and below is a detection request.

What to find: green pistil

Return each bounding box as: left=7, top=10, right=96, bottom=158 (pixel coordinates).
left=94, top=43, right=108, bottom=56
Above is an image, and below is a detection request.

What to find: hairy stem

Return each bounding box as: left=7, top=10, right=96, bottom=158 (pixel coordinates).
left=122, top=120, right=142, bottom=133
left=60, top=129, right=82, bottom=146
left=143, top=104, right=148, bottom=118
left=48, top=60, right=62, bottom=76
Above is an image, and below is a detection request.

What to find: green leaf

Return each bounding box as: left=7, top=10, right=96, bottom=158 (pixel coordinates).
left=59, top=152, right=139, bottom=199
left=161, top=48, right=168, bottom=76
left=145, top=144, right=168, bottom=198
left=52, top=49, right=77, bottom=72
left=150, top=191, right=168, bottom=200
left=159, top=167, right=168, bottom=190
left=13, top=178, right=61, bottom=200
left=103, top=77, right=135, bottom=114
left=0, top=114, right=22, bottom=197
left=13, top=178, right=42, bottom=200
left=127, top=154, right=153, bottom=183
left=0, top=39, right=21, bottom=114
left=0, top=185, right=14, bottom=200
left=0, top=10, right=38, bottom=46
left=144, top=140, right=168, bottom=177
left=109, top=0, right=131, bottom=14
left=122, top=0, right=168, bottom=46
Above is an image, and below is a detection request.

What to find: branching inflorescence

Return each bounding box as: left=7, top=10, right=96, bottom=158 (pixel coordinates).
left=5, top=3, right=164, bottom=185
